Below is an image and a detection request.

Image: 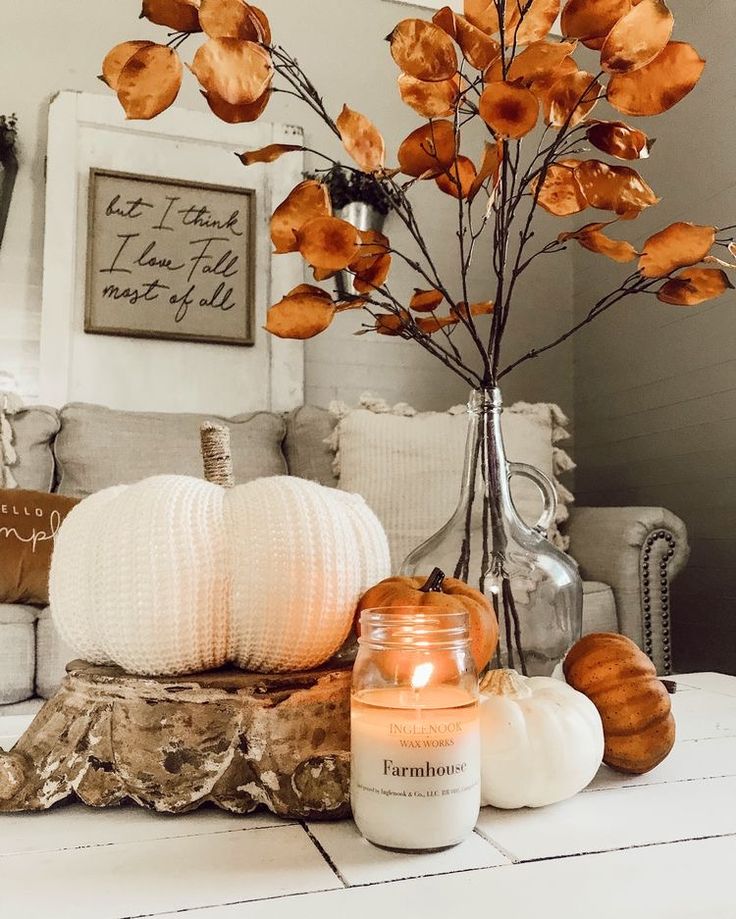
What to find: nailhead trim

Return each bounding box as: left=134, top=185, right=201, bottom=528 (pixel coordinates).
left=641, top=531, right=677, bottom=675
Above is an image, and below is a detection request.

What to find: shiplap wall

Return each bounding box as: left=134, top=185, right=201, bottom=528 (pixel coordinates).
left=573, top=1, right=736, bottom=674
left=0, top=0, right=574, bottom=415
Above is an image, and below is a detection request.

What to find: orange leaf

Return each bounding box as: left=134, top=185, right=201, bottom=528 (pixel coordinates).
left=534, top=160, right=588, bottom=216
left=586, top=120, right=651, bottom=160
left=607, top=42, right=705, bottom=116
left=141, top=0, right=201, bottom=32
left=247, top=5, right=271, bottom=43
left=389, top=19, right=458, bottom=82
left=410, top=289, right=445, bottom=312
left=526, top=56, right=579, bottom=107
left=545, top=69, right=602, bottom=127
left=353, top=228, right=390, bottom=260
left=560, top=0, right=631, bottom=49
left=312, top=266, right=337, bottom=282
left=638, top=223, right=716, bottom=278
left=238, top=141, right=302, bottom=164
left=117, top=44, right=183, bottom=120
left=457, top=15, right=500, bottom=69
left=398, top=74, right=459, bottom=118
left=657, top=268, right=733, bottom=306
left=270, top=180, right=331, bottom=254
left=479, top=81, right=539, bottom=139
left=353, top=253, right=392, bottom=294
left=349, top=231, right=392, bottom=293
left=513, top=0, right=562, bottom=44
left=265, top=293, right=335, bottom=339
left=574, top=160, right=658, bottom=215
left=376, top=312, right=409, bottom=336
left=433, top=8, right=500, bottom=71
left=286, top=283, right=333, bottom=300
left=336, top=105, right=385, bottom=173
left=507, top=40, right=578, bottom=85
left=484, top=0, right=562, bottom=45
left=436, top=156, right=477, bottom=199
left=416, top=314, right=460, bottom=333
left=468, top=140, right=503, bottom=202
left=432, top=5, right=457, bottom=35
left=101, top=41, right=154, bottom=90
left=335, top=298, right=367, bottom=313
left=398, top=121, right=457, bottom=178
left=296, top=216, right=360, bottom=271
left=199, top=0, right=271, bottom=41
left=204, top=86, right=271, bottom=123
left=600, top=0, right=673, bottom=74
left=559, top=221, right=637, bottom=261
left=464, top=0, right=497, bottom=34
left=452, top=300, right=494, bottom=318
left=190, top=38, right=273, bottom=105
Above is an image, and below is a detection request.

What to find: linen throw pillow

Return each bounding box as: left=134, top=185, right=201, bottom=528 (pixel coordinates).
left=330, top=396, right=574, bottom=569
left=1, top=393, right=60, bottom=491
left=0, top=488, right=79, bottom=604
left=55, top=403, right=287, bottom=498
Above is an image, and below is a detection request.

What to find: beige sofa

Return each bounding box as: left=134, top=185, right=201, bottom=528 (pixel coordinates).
left=0, top=401, right=690, bottom=712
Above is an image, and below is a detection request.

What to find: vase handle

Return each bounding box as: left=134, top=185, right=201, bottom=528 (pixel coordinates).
left=508, top=463, right=557, bottom=538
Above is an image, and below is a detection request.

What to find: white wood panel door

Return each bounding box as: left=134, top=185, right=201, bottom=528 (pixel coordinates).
left=39, top=91, right=304, bottom=415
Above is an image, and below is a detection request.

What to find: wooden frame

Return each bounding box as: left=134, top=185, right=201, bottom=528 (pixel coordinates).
left=39, top=92, right=306, bottom=415
left=84, top=169, right=258, bottom=347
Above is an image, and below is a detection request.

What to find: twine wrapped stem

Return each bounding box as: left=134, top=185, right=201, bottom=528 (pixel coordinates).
left=200, top=421, right=234, bottom=488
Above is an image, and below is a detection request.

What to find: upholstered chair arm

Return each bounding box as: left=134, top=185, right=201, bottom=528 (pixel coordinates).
left=566, top=507, right=690, bottom=675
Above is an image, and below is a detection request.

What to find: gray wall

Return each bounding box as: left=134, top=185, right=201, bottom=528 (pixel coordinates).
left=572, top=0, right=736, bottom=673
left=0, top=0, right=575, bottom=415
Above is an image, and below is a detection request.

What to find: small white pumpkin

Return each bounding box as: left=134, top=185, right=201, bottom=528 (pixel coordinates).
left=50, top=474, right=390, bottom=676
left=479, top=669, right=604, bottom=809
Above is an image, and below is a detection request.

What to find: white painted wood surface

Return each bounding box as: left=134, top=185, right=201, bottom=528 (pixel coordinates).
left=1, top=672, right=734, bottom=918
left=39, top=92, right=305, bottom=416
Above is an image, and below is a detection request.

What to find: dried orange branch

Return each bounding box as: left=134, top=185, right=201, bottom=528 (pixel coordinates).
left=101, top=0, right=731, bottom=390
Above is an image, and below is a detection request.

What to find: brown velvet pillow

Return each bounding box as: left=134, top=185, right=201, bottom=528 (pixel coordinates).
left=0, top=489, right=79, bottom=605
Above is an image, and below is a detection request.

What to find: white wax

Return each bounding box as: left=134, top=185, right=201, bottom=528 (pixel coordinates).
left=351, top=685, right=481, bottom=851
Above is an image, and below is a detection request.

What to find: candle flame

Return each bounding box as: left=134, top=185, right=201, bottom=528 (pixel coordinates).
left=411, top=662, right=434, bottom=690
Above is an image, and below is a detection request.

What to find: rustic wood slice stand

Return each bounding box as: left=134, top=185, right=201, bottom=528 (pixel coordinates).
left=0, top=423, right=354, bottom=817
left=0, top=660, right=352, bottom=817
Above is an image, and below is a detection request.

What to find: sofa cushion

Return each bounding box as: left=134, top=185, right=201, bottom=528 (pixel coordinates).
left=36, top=607, right=76, bottom=699
left=582, top=581, right=617, bottom=635
left=1, top=400, right=60, bottom=492
left=55, top=403, right=287, bottom=498
left=284, top=405, right=338, bottom=487
left=0, top=604, right=38, bottom=704
left=332, top=398, right=573, bottom=568
left=0, top=489, right=79, bottom=604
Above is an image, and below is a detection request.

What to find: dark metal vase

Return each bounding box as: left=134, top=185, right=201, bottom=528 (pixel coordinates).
left=334, top=202, right=385, bottom=298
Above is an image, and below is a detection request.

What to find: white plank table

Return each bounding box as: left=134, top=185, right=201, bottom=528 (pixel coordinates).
left=1, top=672, right=735, bottom=919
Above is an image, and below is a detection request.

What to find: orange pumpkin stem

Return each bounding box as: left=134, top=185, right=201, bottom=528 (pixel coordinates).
left=420, top=568, right=446, bottom=593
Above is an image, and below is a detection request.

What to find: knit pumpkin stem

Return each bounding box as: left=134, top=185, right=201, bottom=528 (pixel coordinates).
left=200, top=422, right=234, bottom=488
left=420, top=568, right=446, bottom=593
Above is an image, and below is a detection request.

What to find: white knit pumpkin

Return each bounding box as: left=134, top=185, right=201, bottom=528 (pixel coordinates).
left=49, top=475, right=390, bottom=676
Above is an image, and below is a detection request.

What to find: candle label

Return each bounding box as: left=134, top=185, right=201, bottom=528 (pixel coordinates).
left=351, top=691, right=481, bottom=849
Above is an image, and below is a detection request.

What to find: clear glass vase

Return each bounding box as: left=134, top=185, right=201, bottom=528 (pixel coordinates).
left=401, top=388, right=582, bottom=677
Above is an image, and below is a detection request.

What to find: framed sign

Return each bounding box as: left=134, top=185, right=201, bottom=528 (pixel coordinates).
left=84, top=169, right=256, bottom=346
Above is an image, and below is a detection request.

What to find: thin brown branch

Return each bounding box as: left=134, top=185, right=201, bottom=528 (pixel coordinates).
left=493, top=76, right=604, bottom=370
left=498, top=273, right=655, bottom=378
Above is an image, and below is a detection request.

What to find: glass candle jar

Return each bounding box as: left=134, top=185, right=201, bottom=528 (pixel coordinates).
left=351, top=608, right=481, bottom=852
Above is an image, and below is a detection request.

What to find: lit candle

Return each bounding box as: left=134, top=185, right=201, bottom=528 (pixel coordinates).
left=351, top=609, right=481, bottom=851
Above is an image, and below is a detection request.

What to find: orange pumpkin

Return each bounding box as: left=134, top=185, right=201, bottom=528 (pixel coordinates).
left=563, top=632, right=675, bottom=775
left=355, top=568, right=499, bottom=671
